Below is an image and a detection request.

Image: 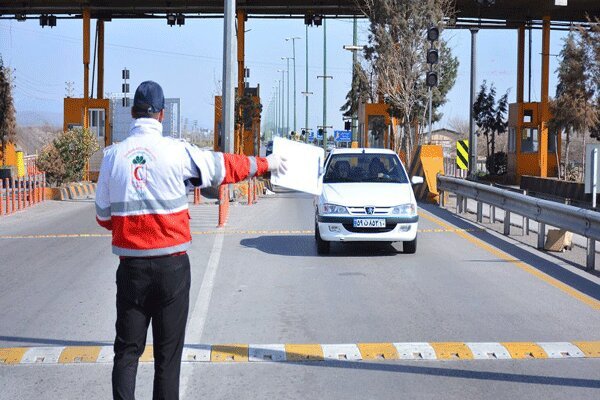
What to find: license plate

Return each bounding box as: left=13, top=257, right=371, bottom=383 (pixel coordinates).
left=353, top=219, right=386, bottom=228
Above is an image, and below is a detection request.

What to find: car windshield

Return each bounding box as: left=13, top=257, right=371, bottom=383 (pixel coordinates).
left=323, top=153, right=409, bottom=184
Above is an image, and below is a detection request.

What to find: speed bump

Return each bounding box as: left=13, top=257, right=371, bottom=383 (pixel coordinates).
left=1, top=341, right=598, bottom=365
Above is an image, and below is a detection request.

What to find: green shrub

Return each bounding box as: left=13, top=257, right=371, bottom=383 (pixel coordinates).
left=37, top=128, right=99, bottom=186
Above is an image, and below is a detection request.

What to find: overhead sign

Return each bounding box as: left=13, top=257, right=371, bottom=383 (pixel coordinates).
left=334, top=130, right=352, bottom=142
left=308, top=131, right=322, bottom=141
left=456, top=140, right=469, bottom=170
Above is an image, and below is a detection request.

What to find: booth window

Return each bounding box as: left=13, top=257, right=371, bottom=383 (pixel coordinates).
left=88, top=109, right=105, bottom=139
left=521, top=127, right=538, bottom=153
left=548, top=130, right=558, bottom=153
left=508, top=127, right=516, bottom=153
left=368, top=115, right=386, bottom=149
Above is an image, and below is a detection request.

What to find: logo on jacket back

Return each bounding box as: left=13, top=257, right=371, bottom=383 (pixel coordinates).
left=131, top=155, right=147, bottom=190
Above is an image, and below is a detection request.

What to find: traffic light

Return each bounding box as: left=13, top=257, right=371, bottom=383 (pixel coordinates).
left=425, top=25, right=439, bottom=88
left=426, top=71, right=438, bottom=87
left=344, top=120, right=351, bottom=130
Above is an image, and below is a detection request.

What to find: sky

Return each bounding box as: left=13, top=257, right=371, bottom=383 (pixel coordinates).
left=0, top=16, right=568, bottom=132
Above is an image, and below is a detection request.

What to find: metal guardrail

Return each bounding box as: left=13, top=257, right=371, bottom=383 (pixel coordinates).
left=437, top=175, right=599, bottom=271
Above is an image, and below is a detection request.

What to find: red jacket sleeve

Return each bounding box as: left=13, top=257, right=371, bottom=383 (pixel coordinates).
left=222, top=154, right=269, bottom=184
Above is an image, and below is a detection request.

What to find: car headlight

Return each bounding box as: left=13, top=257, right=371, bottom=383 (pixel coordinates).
left=321, top=203, right=348, bottom=214
left=392, top=203, right=416, bottom=216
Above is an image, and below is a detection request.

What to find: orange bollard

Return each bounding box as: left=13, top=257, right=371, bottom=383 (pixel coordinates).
left=4, top=179, right=9, bottom=214
left=33, top=175, right=38, bottom=204
left=193, top=187, right=201, bottom=205
left=11, top=178, right=16, bottom=211
left=27, top=176, right=31, bottom=207
left=247, top=181, right=253, bottom=205
left=21, top=178, right=26, bottom=209
left=217, top=185, right=229, bottom=228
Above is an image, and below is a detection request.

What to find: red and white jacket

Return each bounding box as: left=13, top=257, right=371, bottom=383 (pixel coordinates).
left=95, top=118, right=269, bottom=257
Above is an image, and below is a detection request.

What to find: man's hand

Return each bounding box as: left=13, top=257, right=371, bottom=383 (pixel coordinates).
left=266, top=154, right=288, bottom=175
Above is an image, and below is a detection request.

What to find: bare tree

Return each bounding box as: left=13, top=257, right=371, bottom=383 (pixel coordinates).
left=448, top=116, right=469, bottom=137
left=359, top=0, right=454, bottom=165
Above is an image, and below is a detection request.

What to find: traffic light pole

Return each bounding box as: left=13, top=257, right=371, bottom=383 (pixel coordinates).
left=352, top=16, right=358, bottom=147
left=468, top=28, right=478, bottom=179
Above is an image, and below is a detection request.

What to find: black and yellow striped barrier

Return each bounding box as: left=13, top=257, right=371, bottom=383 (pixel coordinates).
left=456, top=139, right=469, bottom=170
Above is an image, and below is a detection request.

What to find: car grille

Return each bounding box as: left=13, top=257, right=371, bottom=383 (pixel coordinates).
left=347, top=206, right=392, bottom=216
left=343, top=223, right=397, bottom=233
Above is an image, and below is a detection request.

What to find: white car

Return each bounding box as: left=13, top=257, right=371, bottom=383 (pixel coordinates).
left=314, top=148, right=423, bottom=255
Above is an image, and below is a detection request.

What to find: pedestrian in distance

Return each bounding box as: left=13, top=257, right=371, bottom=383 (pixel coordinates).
left=95, top=81, right=287, bottom=400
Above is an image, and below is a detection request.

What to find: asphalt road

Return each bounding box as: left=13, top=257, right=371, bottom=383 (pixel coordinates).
left=1, top=190, right=599, bottom=399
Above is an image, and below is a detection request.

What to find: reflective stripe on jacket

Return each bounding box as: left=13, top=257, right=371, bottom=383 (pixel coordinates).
left=95, top=118, right=268, bottom=256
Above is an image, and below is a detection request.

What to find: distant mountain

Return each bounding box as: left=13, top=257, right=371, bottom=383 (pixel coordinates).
left=16, top=110, right=62, bottom=128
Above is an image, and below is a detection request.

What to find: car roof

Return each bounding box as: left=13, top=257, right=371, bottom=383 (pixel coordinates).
left=329, top=148, right=397, bottom=155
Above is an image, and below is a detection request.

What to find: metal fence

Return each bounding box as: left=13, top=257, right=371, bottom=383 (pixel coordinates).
left=437, top=175, right=599, bottom=271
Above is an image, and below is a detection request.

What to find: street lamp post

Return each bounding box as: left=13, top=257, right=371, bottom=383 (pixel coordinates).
left=286, top=36, right=301, bottom=134
left=278, top=69, right=285, bottom=137
left=304, top=25, right=310, bottom=143
left=281, top=57, right=291, bottom=137
left=317, top=18, right=333, bottom=152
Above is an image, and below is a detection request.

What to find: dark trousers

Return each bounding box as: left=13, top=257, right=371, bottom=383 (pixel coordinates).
left=112, top=253, right=191, bottom=400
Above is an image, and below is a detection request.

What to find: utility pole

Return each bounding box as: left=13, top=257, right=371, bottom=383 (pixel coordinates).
left=278, top=69, right=285, bottom=136
left=282, top=57, right=291, bottom=137
left=221, top=0, right=236, bottom=154
left=468, top=28, right=478, bottom=179
left=302, top=25, right=313, bottom=143
left=286, top=37, right=301, bottom=134
left=317, top=18, right=333, bottom=152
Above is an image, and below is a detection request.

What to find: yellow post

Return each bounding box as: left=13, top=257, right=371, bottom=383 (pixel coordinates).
left=82, top=8, right=91, bottom=129
left=16, top=151, right=25, bottom=178
left=236, top=10, right=246, bottom=155
left=539, top=16, right=550, bottom=178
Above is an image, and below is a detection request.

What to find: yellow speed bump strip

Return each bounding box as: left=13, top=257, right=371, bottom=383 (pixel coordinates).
left=0, top=228, right=481, bottom=240
left=1, top=342, right=599, bottom=365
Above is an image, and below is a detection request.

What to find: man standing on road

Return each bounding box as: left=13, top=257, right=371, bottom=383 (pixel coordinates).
left=95, top=81, right=286, bottom=400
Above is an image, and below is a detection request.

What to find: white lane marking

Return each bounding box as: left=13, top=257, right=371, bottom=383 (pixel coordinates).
left=248, top=344, right=287, bottom=362
left=322, top=344, right=362, bottom=361
left=393, top=343, right=437, bottom=360
left=21, top=347, right=64, bottom=364
left=466, top=342, right=512, bottom=360
left=180, top=233, right=224, bottom=398
left=537, top=342, right=585, bottom=358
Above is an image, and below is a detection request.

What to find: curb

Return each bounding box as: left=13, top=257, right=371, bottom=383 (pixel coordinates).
left=0, top=341, right=598, bottom=365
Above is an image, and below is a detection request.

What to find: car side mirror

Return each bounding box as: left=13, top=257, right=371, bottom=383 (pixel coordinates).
left=411, top=176, right=424, bottom=185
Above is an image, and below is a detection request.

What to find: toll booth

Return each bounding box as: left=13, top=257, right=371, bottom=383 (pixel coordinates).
left=64, top=98, right=111, bottom=145
left=507, top=102, right=560, bottom=183
left=64, top=97, right=111, bottom=179
left=358, top=102, right=392, bottom=149
left=213, top=86, right=261, bottom=156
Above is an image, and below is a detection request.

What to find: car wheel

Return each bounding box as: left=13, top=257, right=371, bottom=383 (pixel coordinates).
left=403, top=236, right=417, bottom=254
left=315, top=223, right=330, bottom=255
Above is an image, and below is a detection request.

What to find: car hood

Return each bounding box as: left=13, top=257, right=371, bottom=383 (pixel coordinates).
left=321, top=182, right=414, bottom=207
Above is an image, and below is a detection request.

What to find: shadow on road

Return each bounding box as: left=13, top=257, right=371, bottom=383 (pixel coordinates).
left=240, top=235, right=402, bottom=258
left=420, top=203, right=600, bottom=303
left=0, top=335, right=111, bottom=347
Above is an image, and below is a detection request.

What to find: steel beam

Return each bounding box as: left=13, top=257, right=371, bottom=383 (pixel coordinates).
left=221, top=0, right=236, bottom=154
left=539, top=16, right=550, bottom=177
left=468, top=28, right=478, bottom=179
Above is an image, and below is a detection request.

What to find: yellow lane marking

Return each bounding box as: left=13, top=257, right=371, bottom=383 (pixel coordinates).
left=284, top=344, right=324, bottom=361
left=140, top=345, right=154, bottom=362
left=573, top=341, right=600, bottom=357
left=501, top=342, right=548, bottom=359
left=0, top=228, right=482, bottom=240
left=0, top=348, right=28, bottom=365
left=418, top=210, right=600, bottom=311
left=357, top=343, right=398, bottom=360
left=210, top=344, right=249, bottom=362
left=430, top=342, right=474, bottom=360
left=58, top=346, right=102, bottom=364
